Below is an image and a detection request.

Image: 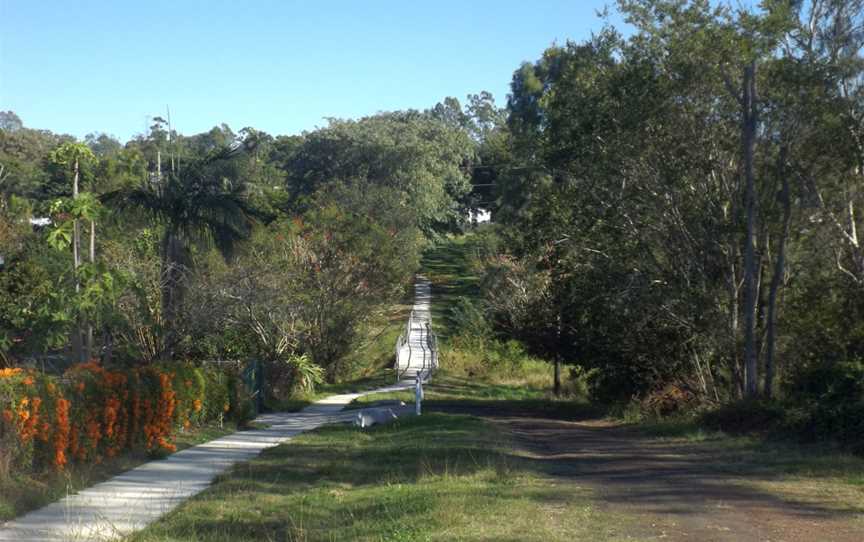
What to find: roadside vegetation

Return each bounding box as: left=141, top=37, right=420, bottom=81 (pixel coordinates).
left=127, top=414, right=635, bottom=542
left=0, top=419, right=236, bottom=522
left=3, top=0, right=864, bottom=537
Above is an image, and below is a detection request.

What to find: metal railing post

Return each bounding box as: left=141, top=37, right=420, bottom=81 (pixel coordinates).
left=415, top=374, right=423, bottom=415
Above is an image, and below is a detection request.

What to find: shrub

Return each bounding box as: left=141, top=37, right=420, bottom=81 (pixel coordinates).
left=0, top=360, right=237, bottom=479
left=448, top=297, right=491, bottom=339
left=782, top=361, right=864, bottom=451
left=699, top=399, right=786, bottom=435
left=784, top=361, right=864, bottom=405
left=442, top=336, right=552, bottom=389
left=641, top=383, right=700, bottom=417
left=201, top=365, right=232, bottom=423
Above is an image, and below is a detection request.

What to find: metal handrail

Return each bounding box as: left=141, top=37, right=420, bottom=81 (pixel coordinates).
left=394, top=308, right=439, bottom=383
left=425, top=322, right=439, bottom=371
left=419, top=318, right=428, bottom=376
left=395, top=310, right=416, bottom=382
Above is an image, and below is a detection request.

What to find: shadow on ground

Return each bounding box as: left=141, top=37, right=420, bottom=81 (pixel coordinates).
left=443, top=404, right=864, bottom=542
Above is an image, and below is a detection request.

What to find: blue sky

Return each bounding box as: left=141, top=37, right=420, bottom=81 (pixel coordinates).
left=0, top=1, right=625, bottom=141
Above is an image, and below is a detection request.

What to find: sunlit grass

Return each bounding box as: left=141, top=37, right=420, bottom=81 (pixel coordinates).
left=127, top=414, right=638, bottom=542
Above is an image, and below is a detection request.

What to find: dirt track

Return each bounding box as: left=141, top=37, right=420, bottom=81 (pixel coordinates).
left=499, top=416, right=864, bottom=542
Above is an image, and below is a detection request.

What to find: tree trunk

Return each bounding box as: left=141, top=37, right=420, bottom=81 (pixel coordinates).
left=86, top=219, right=96, bottom=360
left=160, top=229, right=185, bottom=361
left=554, top=305, right=563, bottom=396
left=728, top=254, right=744, bottom=398
left=554, top=357, right=562, bottom=396
left=742, top=61, right=759, bottom=399
left=765, top=148, right=791, bottom=399
left=71, top=158, right=84, bottom=363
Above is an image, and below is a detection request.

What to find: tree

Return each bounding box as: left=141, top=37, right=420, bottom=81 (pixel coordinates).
left=103, top=145, right=262, bottom=360
left=49, top=142, right=96, bottom=361
left=0, top=111, right=23, bottom=132
left=281, top=112, right=476, bottom=236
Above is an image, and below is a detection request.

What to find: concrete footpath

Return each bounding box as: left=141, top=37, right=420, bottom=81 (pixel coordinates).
left=395, top=276, right=438, bottom=381
left=0, top=384, right=411, bottom=541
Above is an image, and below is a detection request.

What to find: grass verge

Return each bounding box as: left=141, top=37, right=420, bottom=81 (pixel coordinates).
left=348, top=373, right=602, bottom=419
left=630, top=414, right=864, bottom=512
left=421, top=235, right=483, bottom=341
left=127, top=413, right=637, bottom=542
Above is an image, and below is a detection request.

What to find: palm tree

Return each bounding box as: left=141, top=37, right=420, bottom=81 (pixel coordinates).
left=104, top=145, right=262, bottom=360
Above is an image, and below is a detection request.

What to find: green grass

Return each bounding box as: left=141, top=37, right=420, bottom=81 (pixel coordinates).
left=627, top=413, right=864, bottom=513
left=0, top=419, right=237, bottom=522
left=273, top=370, right=402, bottom=413
left=344, top=389, right=415, bottom=410
left=347, top=373, right=603, bottom=421
left=127, top=414, right=638, bottom=542
left=640, top=417, right=864, bottom=478
left=421, top=235, right=483, bottom=340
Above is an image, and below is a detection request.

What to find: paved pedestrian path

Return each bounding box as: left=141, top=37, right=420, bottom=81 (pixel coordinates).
left=0, top=277, right=438, bottom=542
left=395, top=276, right=438, bottom=382
left=0, top=385, right=413, bottom=541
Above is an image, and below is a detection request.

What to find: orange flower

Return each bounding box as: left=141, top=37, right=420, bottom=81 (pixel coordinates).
left=193, top=399, right=202, bottom=412
left=0, top=368, right=22, bottom=378
left=55, top=450, right=67, bottom=468
left=39, top=421, right=51, bottom=443
left=22, top=376, right=34, bottom=386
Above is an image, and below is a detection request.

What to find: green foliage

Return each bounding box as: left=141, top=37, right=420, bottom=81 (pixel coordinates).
left=699, top=363, right=864, bottom=454
left=442, top=336, right=554, bottom=391
left=0, top=212, right=72, bottom=359
left=48, top=142, right=95, bottom=170
left=282, top=353, right=324, bottom=394
left=699, top=400, right=788, bottom=435
left=447, top=297, right=491, bottom=339
left=281, top=112, right=476, bottom=235
left=785, top=361, right=864, bottom=406
left=200, top=366, right=232, bottom=422
left=102, top=145, right=265, bottom=358
left=479, top=0, right=864, bottom=415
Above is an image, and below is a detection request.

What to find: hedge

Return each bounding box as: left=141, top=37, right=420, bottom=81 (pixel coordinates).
left=0, top=361, right=244, bottom=474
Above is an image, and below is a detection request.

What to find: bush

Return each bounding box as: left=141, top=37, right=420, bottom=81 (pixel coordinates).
left=784, top=361, right=864, bottom=405
left=565, top=365, right=597, bottom=401
left=782, top=361, right=864, bottom=451
left=699, top=399, right=786, bottom=435
left=0, top=360, right=238, bottom=478
left=640, top=383, right=700, bottom=417
left=691, top=362, right=864, bottom=455
left=442, top=336, right=552, bottom=389
left=448, top=297, right=491, bottom=339
left=201, top=365, right=232, bottom=422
